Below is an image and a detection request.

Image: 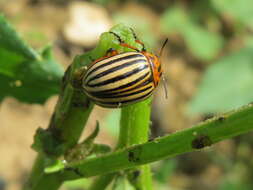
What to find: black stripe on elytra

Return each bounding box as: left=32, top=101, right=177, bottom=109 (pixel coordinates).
left=90, top=75, right=153, bottom=98
left=87, top=59, right=147, bottom=84
left=113, top=76, right=153, bottom=95
left=88, top=72, right=150, bottom=96
left=96, top=85, right=153, bottom=99
left=88, top=64, right=149, bottom=87
left=85, top=53, right=144, bottom=78
left=99, top=90, right=153, bottom=106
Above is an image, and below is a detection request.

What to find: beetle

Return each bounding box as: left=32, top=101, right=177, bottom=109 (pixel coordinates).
left=81, top=30, right=168, bottom=108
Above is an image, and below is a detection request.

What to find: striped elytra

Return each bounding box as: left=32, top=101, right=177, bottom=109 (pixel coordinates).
left=82, top=51, right=161, bottom=108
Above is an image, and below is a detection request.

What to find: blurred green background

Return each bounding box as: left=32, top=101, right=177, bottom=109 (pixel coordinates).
left=0, top=0, right=253, bottom=190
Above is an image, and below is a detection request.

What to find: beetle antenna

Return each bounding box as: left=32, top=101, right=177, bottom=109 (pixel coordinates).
left=162, top=75, right=168, bottom=99
left=159, top=38, right=168, bottom=58
left=159, top=38, right=168, bottom=99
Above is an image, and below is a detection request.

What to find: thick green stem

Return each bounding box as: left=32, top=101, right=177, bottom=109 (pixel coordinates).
left=23, top=55, right=94, bottom=190
left=118, top=99, right=151, bottom=147
left=120, top=98, right=153, bottom=190
left=56, top=103, right=253, bottom=179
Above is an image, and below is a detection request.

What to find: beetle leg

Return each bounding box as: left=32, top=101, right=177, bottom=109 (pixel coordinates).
left=106, top=48, right=118, bottom=57
left=135, top=40, right=146, bottom=52
left=130, top=28, right=146, bottom=52
left=109, top=31, right=140, bottom=52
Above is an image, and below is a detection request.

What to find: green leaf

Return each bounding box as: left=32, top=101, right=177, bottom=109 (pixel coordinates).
left=189, top=47, right=253, bottom=114
left=212, top=0, right=253, bottom=29
left=160, top=7, right=224, bottom=61
left=0, top=46, right=64, bottom=103
left=0, top=15, right=64, bottom=104
left=0, top=14, right=39, bottom=60
left=44, top=159, right=65, bottom=174
left=32, top=127, right=65, bottom=157
left=113, top=14, right=157, bottom=49
left=183, top=24, right=224, bottom=61
left=160, top=6, right=189, bottom=34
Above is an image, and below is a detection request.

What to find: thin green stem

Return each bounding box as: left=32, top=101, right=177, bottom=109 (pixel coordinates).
left=88, top=99, right=153, bottom=190
left=120, top=99, right=153, bottom=190
left=56, top=103, right=253, bottom=179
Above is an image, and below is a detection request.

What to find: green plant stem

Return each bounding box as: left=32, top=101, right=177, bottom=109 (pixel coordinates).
left=56, top=103, right=253, bottom=179
left=88, top=95, right=153, bottom=190
left=23, top=55, right=94, bottom=190
left=118, top=99, right=151, bottom=147
left=120, top=98, right=153, bottom=190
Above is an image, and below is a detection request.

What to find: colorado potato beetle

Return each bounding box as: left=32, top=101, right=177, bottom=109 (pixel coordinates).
left=82, top=30, right=168, bottom=108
